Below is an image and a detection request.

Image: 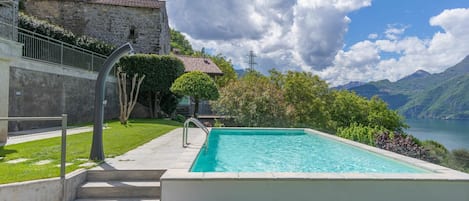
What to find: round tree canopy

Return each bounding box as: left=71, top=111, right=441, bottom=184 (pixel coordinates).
left=171, top=71, right=219, bottom=100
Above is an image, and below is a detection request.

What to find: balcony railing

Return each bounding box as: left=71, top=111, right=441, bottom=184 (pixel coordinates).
left=0, top=20, right=107, bottom=72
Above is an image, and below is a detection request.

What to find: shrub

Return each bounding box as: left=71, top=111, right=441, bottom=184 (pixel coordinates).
left=173, top=114, right=186, bottom=123
left=448, top=149, right=469, bottom=171
left=121, top=54, right=185, bottom=118
left=421, top=140, right=449, bottom=164
left=337, top=123, right=384, bottom=146
left=18, top=12, right=115, bottom=55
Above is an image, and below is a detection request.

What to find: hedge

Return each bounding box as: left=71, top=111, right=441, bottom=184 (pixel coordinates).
left=18, top=12, right=115, bottom=55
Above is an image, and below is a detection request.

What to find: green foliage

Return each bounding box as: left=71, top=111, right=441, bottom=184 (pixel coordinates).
left=173, top=114, right=186, bottom=123
left=330, top=90, right=407, bottom=132
left=212, top=70, right=406, bottom=132
left=447, top=149, right=469, bottom=171
left=120, top=54, right=185, bottom=117
left=337, top=124, right=383, bottom=146
left=211, top=72, right=288, bottom=127
left=214, top=119, right=225, bottom=127
left=421, top=140, right=449, bottom=164
left=171, top=71, right=219, bottom=117
left=210, top=54, right=238, bottom=88
left=171, top=71, right=219, bottom=100
left=170, top=29, right=194, bottom=55
left=283, top=71, right=333, bottom=130
left=18, top=12, right=115, bottom=55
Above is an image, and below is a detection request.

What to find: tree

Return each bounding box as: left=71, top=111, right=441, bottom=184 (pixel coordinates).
left=170, top=29, right=194, bottom=55
left=212, top=71, right=288, bottom=127
left=210, top=54, right=237, bottom=88
left=120, top=54, right=185, bottom=118
left=283, top=71, right=333, bottom=130
left=116, top=67, right=145, bottom=125
left=171, top=71, right=219, bottom=117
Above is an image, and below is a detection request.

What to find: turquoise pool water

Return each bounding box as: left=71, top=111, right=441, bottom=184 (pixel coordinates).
left=190, top=129, right=429, bottom=173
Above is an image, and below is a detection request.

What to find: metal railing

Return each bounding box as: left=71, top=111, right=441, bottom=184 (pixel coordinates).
left=0, top=20, right=107, bottom=72
left=183, top=118, right=210, bottom=149
left=0, top=114, right=68, bottom=201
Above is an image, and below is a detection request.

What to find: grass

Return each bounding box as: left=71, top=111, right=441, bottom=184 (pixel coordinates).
left=0, top=119, right=182, bottom=184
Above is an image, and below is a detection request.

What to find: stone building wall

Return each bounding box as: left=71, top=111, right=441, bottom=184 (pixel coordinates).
left=23, top=0, right=170, bottom=54
left=8, top=65, right=119, bottom=131
left=0, top=0, right=18, bottom=40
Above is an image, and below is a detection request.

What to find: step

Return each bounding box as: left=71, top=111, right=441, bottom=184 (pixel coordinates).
left=76, top=181, right=161, bottom=199
left=75, top=199, right=159, bottom=201
left=86, top=170, right=165, bottom=181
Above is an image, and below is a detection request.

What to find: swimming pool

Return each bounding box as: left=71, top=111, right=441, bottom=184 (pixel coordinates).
left=191, top=128, right=428, bottom=173
left=161, top=128, right=469, bottom=201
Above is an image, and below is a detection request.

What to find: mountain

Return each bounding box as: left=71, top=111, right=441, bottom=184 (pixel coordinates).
left=349, top=55, right=469, bottom=119
left=235, top=69, right=247, bottom=77
left=334, top=81, right=366, bottom=90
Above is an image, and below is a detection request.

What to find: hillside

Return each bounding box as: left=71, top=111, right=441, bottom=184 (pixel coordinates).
left=349, top=55, right=469, bottom=119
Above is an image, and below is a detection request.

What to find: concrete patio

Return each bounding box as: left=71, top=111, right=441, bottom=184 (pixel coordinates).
left=94, top=128, right=206, bottom=170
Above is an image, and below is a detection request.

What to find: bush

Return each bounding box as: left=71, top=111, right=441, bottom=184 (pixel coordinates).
left=448, top=149, right=469, bottom=171
left=18, top=12, right=115, bottom=55
left=173, top=114, right=186, bottom=123
left=120, top=54, right=185, bottom=118
left=337, top=123, right=383, bottom=146
left=421, top=140, right=449, bottom=164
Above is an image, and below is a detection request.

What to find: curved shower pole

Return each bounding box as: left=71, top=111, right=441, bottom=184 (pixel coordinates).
left=90, top=43, right=134, bottom=161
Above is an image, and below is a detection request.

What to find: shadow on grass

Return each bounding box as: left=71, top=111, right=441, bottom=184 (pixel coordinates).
left=0, top=146, right=17, bottom=161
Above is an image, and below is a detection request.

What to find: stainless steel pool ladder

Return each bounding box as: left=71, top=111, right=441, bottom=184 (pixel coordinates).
left=183, top=117, right=210, bottom=149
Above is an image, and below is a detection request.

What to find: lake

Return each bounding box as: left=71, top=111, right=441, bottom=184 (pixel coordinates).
left=406, top=119, right=469, bottom=150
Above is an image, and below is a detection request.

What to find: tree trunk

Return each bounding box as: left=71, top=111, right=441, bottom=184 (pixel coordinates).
left=148, top=93, right=154, bottom=118
left=193, top=97, right=199, bottom=118
left=117, top=67, right=145, bottom=125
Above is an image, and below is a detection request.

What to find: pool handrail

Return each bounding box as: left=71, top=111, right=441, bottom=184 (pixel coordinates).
left=183, top=117, right=210, bottom=149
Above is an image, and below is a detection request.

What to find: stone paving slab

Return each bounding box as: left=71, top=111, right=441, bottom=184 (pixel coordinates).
left=5, top=126, right=94, bottom=145
left=94, top=128, right=205, bottom=170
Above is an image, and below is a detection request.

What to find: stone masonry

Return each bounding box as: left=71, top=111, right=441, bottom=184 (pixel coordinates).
left=23, top=0, right=170, bottom=54
left=0, top=0, right=18, bottom=40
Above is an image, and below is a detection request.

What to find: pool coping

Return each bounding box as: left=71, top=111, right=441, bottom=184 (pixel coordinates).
left=162, top=127, right=469, bottom=181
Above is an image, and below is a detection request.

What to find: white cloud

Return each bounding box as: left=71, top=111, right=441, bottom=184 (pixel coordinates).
left=368, top=33, right=378, bottom=39
left=167, top=0, right=371, bottom=72
left=384, top=24, right=408, bottom=40
left=167, top=2, right=469, bottom=87
left=319, top=8, right=469, bottom=86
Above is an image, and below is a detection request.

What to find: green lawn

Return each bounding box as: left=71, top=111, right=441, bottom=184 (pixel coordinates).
left=0, top=119, right=181, bottom=184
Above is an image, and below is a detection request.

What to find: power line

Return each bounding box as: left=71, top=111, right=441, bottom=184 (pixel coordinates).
left=246, top=50, right=257, bottom=71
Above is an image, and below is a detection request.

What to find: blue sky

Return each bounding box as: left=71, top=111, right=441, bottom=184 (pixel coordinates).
left=346, top=0, right=467, bottom=46
left=167, top=0, right=469, bottom=86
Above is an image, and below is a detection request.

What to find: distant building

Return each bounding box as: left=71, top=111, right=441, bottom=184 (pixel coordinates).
left=22, top=0, right=170, bottom=54
left=175, top=55, right=223, bottom=77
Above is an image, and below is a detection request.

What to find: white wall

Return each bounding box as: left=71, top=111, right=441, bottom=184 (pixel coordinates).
left=0, top=169, right=87, bottom=201
left=0, top=37, right=22, bottom=143
left=162, top=178, right=469, bottom=201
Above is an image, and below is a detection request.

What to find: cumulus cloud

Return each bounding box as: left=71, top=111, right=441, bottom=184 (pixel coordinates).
left=318, top=8, right=469, bottom=86
left=167, top=1, right=469, bottom=87
left=167, top=0, right=371, bottom=72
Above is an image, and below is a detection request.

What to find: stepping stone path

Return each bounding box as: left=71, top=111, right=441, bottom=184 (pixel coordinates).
left=5, top=158, right=29, bottom=164
left=79, top=162, right=97, bottom=167
left=56, top=163, right=73, bottom=167
left=34, top=160, right=53, bottom=165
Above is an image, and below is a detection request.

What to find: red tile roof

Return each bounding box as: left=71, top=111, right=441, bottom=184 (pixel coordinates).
left=89, top=0, right=164, bottom=9
left=176, top=56, right=223, bottom=75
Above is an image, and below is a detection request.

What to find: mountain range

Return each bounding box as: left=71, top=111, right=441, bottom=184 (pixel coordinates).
left=346, top=55, right=469, bottom=120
